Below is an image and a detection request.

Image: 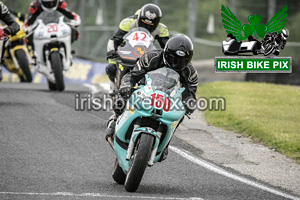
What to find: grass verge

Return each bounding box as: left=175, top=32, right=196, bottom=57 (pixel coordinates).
left=197, top=81, right=300, bottom=163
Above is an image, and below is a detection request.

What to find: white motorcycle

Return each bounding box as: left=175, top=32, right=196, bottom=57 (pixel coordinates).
left=28, top=10, right=73, bottom=91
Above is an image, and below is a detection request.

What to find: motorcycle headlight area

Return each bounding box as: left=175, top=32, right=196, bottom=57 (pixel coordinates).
left=130, top=88, right=153, bottom=111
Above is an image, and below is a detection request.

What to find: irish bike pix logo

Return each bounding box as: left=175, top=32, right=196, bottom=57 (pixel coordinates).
left=215, top=4, right=292, bottom=73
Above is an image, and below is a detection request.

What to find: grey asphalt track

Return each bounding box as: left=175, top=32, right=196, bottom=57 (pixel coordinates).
left=0, top=83, right=298, bottom=200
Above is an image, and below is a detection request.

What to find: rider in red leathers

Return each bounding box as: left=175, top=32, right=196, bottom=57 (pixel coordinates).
left=25, top=0, right=81, bottom=45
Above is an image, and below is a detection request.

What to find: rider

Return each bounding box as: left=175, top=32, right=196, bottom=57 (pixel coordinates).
left=261, top=28, right=289, bottom=55
left=105, top=3, right=170, bottom=93
left=25, top=0, right=81, bottom=46
left=0, top=2, right=20, bottom=81
left=106, top=34, right=198, bottom=161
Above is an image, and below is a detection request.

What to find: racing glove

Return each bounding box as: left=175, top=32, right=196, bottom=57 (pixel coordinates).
left=0, top=29, right=5, bottom=38
left=183, top=97, right=197, bottom=115
left=119, top=87, right=133, bottom=99
left=2, top=27, right=11, bottom=36
left=69, top=19, right=81, bottom=28
left=0, top=29, right=9, bottom=38
left=106, top=50, right=117, bottom=60
left=70, top=12, right=81, bottom=28
left=119, top=83, right=133, bottom=99
left=17, top=12, right=26, bottom=22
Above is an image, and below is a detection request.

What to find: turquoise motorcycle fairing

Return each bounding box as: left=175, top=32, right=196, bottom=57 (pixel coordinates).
left=113, top=68, right=186, bottom=173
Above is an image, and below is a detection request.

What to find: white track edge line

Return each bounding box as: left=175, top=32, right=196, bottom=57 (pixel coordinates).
left=169, top=146, right=299, bottom=200
left=0, top=191, right=203, bottom=200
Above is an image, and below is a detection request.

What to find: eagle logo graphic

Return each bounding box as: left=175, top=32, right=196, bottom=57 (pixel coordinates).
left=221, top=4, right=287, bottom=41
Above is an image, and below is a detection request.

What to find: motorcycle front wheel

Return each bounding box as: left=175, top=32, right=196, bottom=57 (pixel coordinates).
left=15, top=49, right=32, bottom=82
left=124, top=134, right=154, bottom=192
left=264, top=43, right=275, bottom=56
left=50, top=52, right=65, bottom=91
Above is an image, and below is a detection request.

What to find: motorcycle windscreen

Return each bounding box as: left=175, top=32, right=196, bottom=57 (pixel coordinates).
left=147, top=68, right=180, bottom=94
left=37, top=10, right=62, bottom=24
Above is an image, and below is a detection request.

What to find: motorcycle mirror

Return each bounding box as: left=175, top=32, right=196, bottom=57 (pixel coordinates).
left=172, top=87, right=185, bottom=99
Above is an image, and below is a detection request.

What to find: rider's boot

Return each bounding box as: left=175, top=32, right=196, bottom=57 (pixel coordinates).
left=158, top=147, right=169, bottom=162
left=109, top=81, right=117, bottom=96
left=158, top=142, right=171, bottom=162
left=105, top=114, right=117, bottom=142
left=158, top=117, right=183, bottom=162
left=31, top=55, right=37, bottom=66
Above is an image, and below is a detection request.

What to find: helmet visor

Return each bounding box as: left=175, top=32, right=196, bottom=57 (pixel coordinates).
left=165, top=52, right=192, bottom=72
left=138, top=17, right=160, bottom=33
left=42, top=1, right=57, bottom=9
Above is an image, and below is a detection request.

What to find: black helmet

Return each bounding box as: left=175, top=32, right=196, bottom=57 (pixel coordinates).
left=163, top=34, right=194, bottom=72
left=40, top=0, right=59, bottom=11
left=138, top=3, right=162, bottom=33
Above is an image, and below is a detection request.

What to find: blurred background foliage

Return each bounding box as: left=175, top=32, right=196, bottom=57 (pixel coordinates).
left=3, top=0, right=300, bottom=62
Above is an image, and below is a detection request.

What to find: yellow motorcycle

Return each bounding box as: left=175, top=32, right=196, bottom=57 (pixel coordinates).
left=2, top=15, right=32, bottom=82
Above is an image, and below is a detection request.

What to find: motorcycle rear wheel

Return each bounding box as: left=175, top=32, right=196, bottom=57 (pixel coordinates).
left=124, top=134, right=154, bottom=192
left=50, top=52, right=65, bottom=91
left=15, top=50, right=32, bottom=82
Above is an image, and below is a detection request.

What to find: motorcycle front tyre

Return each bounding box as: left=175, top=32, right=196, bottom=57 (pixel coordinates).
left=50, top=51, right=65, bottom=91
left=124, top=133, right=154, bottom=192
left=263, top=43, right=275, bottom=56
left=15, top=49, right=32, bottom=82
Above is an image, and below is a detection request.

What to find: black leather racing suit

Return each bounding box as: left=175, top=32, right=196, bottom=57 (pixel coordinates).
left=122, top=49, right=198, bottom=102
left=0, top=3, right=20, bottom=35
left=106, top=49, right=198, bottom=158
left=106, top=49, right=198, bottom=143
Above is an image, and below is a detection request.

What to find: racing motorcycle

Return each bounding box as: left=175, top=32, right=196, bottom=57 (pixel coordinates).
left=112, top=27, right=157, bottom=95
left=27, top=10, right=73, bottom=91
left=110, top=68, right=186, bottom=192
left=260, top=33, right=284, bottom=56
left=2, top=15, right=32, bottom=82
